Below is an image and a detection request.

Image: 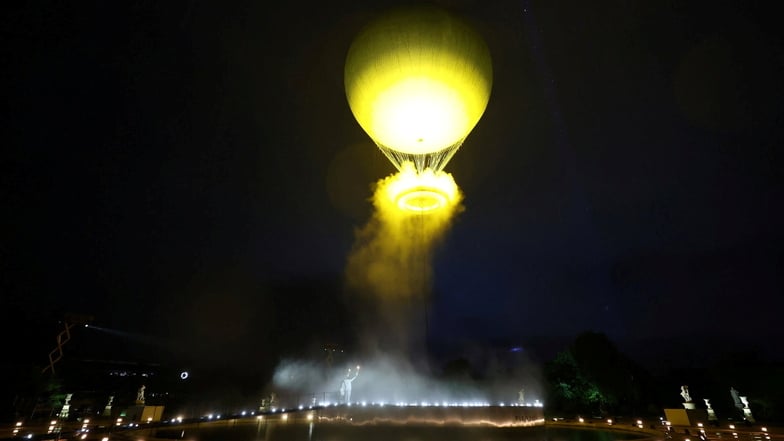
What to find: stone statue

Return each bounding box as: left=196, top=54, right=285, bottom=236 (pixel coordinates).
left=705, top=398, right=718, bottom=421
left=680, top=385, right=691, bottom=402
left=339, top=366, right=360, bottom=404
left=680, top=385, right=696, bottom=409
left=730, top=387, right=743, bottom=410
left=136, top=385, right=146, bottom=404
left=740, top=396, right=755, bottom=423
left=518, top=388, right=525, bottom=405
left=103, top=396, right=114, bottom=417
left=60, top=393, right=73, bottom=419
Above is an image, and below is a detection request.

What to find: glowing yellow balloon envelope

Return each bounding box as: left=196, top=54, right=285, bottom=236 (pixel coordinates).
left=345, top=6, right=492, bottom=173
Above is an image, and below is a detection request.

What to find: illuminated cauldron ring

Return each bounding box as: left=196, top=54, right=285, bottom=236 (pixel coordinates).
left=394, top=187, right=450, bottom=213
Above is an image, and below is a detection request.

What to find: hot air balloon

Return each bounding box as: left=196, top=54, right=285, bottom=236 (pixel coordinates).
left=345, top=5, right=493, bottom=174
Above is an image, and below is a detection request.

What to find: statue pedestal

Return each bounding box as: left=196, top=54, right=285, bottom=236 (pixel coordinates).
left=664, top=408, right=708, bottom=427
left=707, top=408, right=718, bottom=421
left=123, top=405, right=165, bottom=422
left=59, top=404, right=71, bottom=419
left=683, top=402, right=696, bottom=410
left=743, top=408, right=756, bottom=423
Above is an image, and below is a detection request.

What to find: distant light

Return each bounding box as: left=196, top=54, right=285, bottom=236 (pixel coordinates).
left=637, top=420, right=643, bottom=425
left=729, top=425, right=735, bottom=429
left=579, top=417, right=585, bottom=423
left=241, top=411, right=246, bottom=416
left=282, top=414, right=288, bottom=421
left=762, top=428, right=767, bottom=432
left=698, top=423, right=703, bottom=427
left=307, top=413, right=314, bottom=421
left=180, top=371, right=189, bottom=380
left=607, top=419, right=613, bottom=425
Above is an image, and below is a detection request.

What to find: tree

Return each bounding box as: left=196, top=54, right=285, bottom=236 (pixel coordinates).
left=545, top=331, right=655, bottom=417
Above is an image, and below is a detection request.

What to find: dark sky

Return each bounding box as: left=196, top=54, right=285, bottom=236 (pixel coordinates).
left=2, top=0, right=783, bottom=375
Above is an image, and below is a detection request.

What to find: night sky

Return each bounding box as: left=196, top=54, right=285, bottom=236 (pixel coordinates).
left=3, top=0, right=783, bottom=378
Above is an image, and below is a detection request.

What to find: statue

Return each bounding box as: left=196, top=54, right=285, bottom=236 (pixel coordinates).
left=730, top=387, right=743, bottom=410
left=740, top=396, right=755, bottom=423
left=136, top=385, right=146, bottom=404
left=103, top=396, right=114, bottom=417
left=60, top=393, right=73, bottom=419
left=680, top=385, right=691, bottom=402
left=680, top=385, right=695, bottom=409
left=339, top=366, right=360, bottom=404
left=705, top=398, right=718, bottom=421
left=517, top=388, right=525, bottom=405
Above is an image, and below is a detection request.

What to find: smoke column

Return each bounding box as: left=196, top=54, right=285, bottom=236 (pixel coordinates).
left=345, top=165, right=463, bottom=358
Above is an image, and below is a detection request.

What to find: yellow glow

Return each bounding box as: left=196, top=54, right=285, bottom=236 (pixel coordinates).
left=382, top=163, right=459, bottom=213
left=345, top=5, right=492, bottom=157
left=369, top=77, right=474, bottom=155
left=346, top=162, right=463, bottom=301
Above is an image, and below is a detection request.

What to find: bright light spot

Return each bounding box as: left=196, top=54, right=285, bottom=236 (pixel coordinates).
left=607, top=419, right=613, bottom=425
left=730, top=425, right=736, bottom=429
left=579, top=418, right=585, bottom=423
left=307, top=413, right=314, bottom=421
left=381, top=163, right=459, bottom=213
left=81, top=435, right=87, bottom=440
left=15, top=422, right=22, bottom=427
left=698, top=423, right=703, bottom=427
left=101, top=438, right=109, bottom=441
left=282, top=414, right=288, bottom=421
left=762, top=428, right=768, bottom=432
left=345, top=6, right=492, bottom=161
left=84, top=419, right=90, bottom=424
left=241, top=411, right=246, bottom=416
